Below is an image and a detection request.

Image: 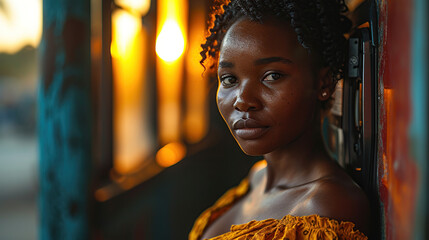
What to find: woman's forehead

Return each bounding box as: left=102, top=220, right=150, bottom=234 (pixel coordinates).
left=219, top=18, right=309, bottom=64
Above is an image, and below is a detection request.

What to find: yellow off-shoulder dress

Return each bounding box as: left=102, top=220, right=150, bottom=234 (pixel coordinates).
left=189, top=178, right=368, bottom=240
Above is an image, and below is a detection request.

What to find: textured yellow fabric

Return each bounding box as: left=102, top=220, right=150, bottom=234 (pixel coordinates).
left=189, top=178, right=368, bottom=240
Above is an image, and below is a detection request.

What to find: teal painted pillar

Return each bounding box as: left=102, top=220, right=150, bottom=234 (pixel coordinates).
left=411, top=0, right=428, bottom=239
left=39, top=0, right=92, bottom=239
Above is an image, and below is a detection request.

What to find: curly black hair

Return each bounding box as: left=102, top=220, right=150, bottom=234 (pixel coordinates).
left=201, top=0, right=352, bottom=81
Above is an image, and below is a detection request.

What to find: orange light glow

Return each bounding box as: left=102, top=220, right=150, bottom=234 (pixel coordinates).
left=184, top=9, right=208, bottom=143
left=94, top=188, right=110, bottom=202
left=156, top=142, right=187, bottom=167
left=115, top=0, right=151, bottom=16
left=112, top=9, right=153, bottom=174
left=156, top=20, right=186, bottom=62
left=111, top=10, right=141, bottom=59
left=156, top=0, right=188, bottom=144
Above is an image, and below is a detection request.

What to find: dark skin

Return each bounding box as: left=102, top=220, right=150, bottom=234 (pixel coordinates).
left=201, top=17, right=370, bottom=239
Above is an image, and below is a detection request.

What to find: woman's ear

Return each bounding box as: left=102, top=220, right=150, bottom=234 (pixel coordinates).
left=317, top=67, right=335, bottom=101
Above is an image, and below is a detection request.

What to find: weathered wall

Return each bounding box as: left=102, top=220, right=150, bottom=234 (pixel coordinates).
left=39, top=0, right=92, bottom=239
left=377, top=0, right=428, bottom=239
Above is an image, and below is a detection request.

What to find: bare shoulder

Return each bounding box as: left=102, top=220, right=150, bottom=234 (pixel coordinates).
left=304, top=171, right=371, bottom=235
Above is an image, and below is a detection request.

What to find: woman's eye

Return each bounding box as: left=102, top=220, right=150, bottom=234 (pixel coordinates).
left=220, top=75, right=237, bottom=86
left=263, top=73, right=282, bottom=81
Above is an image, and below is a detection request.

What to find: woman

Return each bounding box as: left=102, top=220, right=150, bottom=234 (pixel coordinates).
left=190, top=0, right=370, bottom=239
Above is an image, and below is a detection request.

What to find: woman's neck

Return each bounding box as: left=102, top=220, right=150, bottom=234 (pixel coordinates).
left=262, top=125, right=333, bottom=193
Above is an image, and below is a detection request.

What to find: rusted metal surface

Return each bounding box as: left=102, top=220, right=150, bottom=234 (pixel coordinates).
left=39, top=1, right=92, bottom=239
left=377, top=0, right=419, bottom=239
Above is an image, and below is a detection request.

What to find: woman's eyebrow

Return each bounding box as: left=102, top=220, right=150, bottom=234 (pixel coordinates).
left=218, top=57, right=292, bottom=69
left=218, top=61, right=234, bottom=68
left=254, top=57, right=293, bottom=65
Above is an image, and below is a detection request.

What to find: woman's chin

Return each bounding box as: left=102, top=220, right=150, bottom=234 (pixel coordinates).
left=233, top=135, right=274, bottom=156
left=238, top=145, right=267, bottom=156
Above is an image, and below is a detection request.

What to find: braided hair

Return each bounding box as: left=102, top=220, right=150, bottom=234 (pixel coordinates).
left=201, top=0, right=351, bottom=82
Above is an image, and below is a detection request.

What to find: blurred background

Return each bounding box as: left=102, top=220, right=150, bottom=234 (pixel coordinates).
left=0, top=0, right=41, bottom=239
left=0, top=0, right=427, bottom=239
left=0, top=0, right=260, bottom=239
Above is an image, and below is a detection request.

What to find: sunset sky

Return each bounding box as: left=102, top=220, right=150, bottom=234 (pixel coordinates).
left=0, top=0, right=42, bottom=53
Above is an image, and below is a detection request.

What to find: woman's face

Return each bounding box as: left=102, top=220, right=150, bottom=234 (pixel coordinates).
left=216, top=18, right=324, bottom=156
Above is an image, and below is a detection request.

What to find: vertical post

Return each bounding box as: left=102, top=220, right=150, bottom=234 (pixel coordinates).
left=377, top=0, right=425, bottom=239
left=411, top=0, right=428, bottom=238
left=100, top=0, right=114, bottom=175
left=39, top=0, right=92, bottom=239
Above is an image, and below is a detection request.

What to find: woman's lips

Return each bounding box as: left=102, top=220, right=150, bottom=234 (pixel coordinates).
left=232, top=119, right=269, bottom=140
left=234, top=128, right=269, bottom=139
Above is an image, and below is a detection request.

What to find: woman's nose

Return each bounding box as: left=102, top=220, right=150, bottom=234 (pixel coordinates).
left=233, top=82, right=262, bottom=112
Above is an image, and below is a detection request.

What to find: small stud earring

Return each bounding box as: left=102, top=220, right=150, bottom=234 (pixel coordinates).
left=322, top=91, right=328, bottom=98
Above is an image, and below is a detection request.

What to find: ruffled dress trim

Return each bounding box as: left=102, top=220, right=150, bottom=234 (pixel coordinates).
left=210, top=215, right=367, bottom=240
left=189, top=177, right=368, bottom=240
